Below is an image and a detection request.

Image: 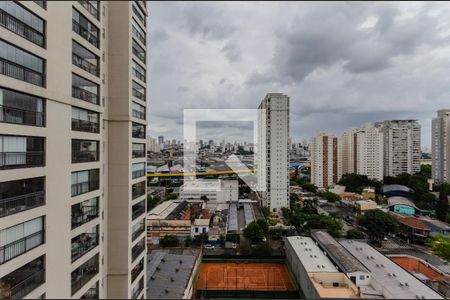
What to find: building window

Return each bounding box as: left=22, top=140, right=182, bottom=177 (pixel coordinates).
left=132, top=143, right=145, bottom=158
left=132, top=81, right=145, bottom=101
left=0, top=40, right=45, bottom=86
left=131, top=257, right=144, bottom=283
left=72, top=139, right=99, bottom=163
left=0, top=87, right=45, bottom=127
left=71, top=225, right=99, bottom=262
left=72, top=8, right=99, bottom=48
left=131, top=277, right=144, bottom=299
left=0, top=177, right=45, bottom=218
left=132, top=60, right=146, bottom=82
left=0, top=135, right=45, bottom=169
left=71, top=197, right=99, bottom=229
left=0, top=217, right=44, bottom=264
left=132, top=19, right=145, bottom=45
left=71, top=254, right=99, bottom=295
left=132, top=102, right=146, bottom=120
left=132, top=2, right=146, bottom=26
left=131, top=219, right=145, bottom=242
left=0, top=1, right=45, bottom=47
left=78, top=0, right=99, bottom=20
left=0, top=255, right=45, bottom=299
left=71, top=169, right=99, bottom=197
left=81, top=281, right=98, bottom=299
left=131, top=237, right=145, bottom=261
left=132, top=39, right=145, bottom=64
left=72, top=73, right=99, bottom=105
left=132, top=181, right=145, bottom=200
left=72, top=40, right=99, bottom=76
left=132, top=162, right=145, bottom=179
left=72, top=106, right=99, bottom=133
left=132, top=122, right=145, bottom=139
left=132, top=200, right=145, bottom=220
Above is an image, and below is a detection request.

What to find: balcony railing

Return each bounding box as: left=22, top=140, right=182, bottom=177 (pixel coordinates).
left=72, top=206, right=98, bottom=229
left=0, top=57, right=45, bottom=87
left=132, top=89, right=145, bottom=101
left=72, top=19, right=99, bottom=48
left=133, top=69, right=145, bottom=82
left=0, top=105, right=44, bottom=127
left=132, top=46, right=145, bottom=64
left=71, top=179, right=99, bottom=197
left=132, top=186, right=145, bottom=200
left=72, top=150, right=99, bottom=163
left=81, top=286, right=99, bottom=299
left=132, top=110, right=146, bottom=120
left=132, top=169, right=145, bottom=179
left=0, top=191, right=45, bottom=218
left=0, top=231, right=44, bottom=264
left=131, top=261, right=144, bottom=283
left=131, top=241, right=145, bottom=262
left=132, top=206, right=145, bottom=221
left=72, top=53, right=99, bottom=76
left=132, top=129, right=145, bottom=139
left=132, top=223, right=145, bottom=241
left=132, top=29, right=145, bottom=45
left=0, top=151, right=45, bottom=170
left=0, top=268, right=45, bottom=299
left=72, top=233, right=99, bottom=262
left=72, top=86, right=99, bottom=105
left=0, top=9, right=44, bottom=47
left=132, top=278, right=144, bottom=299
left=132, top=149, right=145, bottom=159
left=78, top=1, right=99, bottom=20
left=72, top=118, right=99, bottom=134
left=71, top=257, right=99, bottom=295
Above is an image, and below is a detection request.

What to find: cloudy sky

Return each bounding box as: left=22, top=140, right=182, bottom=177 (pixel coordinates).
left=148, top=1, right=450, bottom=148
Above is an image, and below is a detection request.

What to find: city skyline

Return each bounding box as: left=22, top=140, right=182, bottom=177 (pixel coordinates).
left=148, top=2, right=450, bottom=147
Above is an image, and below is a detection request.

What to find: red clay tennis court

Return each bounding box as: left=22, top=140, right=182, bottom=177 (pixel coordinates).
left=196, top=262, right=296, bottom=291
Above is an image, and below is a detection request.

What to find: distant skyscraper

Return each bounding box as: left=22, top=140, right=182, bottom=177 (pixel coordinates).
left=257, top=93, right=290, bottom=212
left=354, top=123, right=384, bottom=181
left=339, top=128, right=358, bottom=176
left=432, top=110, right=450, bottom=183
left=377, top=120, right=421, bottom=177
left=311, top=132, right=339, bottom=188
left=158, top=135, right=164, bottom=145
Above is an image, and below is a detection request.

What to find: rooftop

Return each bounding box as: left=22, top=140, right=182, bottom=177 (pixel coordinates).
left=311, top=230, right=369, bottom=274
left=148, top=200, right=180, bottom=220
left=286, top=236, right=338, bottom=273
left=387, top=196, right=418, bottom=209
left=382, top=184, right=414, bottom=193
left=340, top=240, right=444, bottom=299
left=396, top=216, right=431, bottom=231
left=193, top=218, right=210, bottom=226
left=309, top=273, right=359, bottom=298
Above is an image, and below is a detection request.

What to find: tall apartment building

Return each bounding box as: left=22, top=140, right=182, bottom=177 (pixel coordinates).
left=432, top=109, right=450, bottom=184
left=310, top=132, right=339, bottom=189
left=376, top=120, right=421, bottom=177
left=339, top=128, right=358, bottom=176
left=0, top=1, right=148, bottom=299
left=257, top=93, right=289, bottom=212
left=354, top=123, right=384, bottom=181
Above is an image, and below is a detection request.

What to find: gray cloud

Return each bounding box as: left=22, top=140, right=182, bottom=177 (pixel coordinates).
left=221, top=42, right=242, bottom=62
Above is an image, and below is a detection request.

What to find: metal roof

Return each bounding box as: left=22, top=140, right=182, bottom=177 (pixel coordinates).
left=227, top=203, right=238, bottom=231
left=243, top=204, right=255, bottom=225
left=340, top=240, right=444, bottom=299
left=387, top=197, right=418, bottom=209
left=382, top=184, right=413, bottom=193
left=311, top=230, right=369, bottom=274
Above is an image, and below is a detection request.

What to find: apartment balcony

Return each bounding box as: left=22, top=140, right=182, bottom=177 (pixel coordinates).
left=72, top=150, right=98, bottom=164
left=72, top=205, right=98, bottom=229
left=71, top=254, right=99, bottom=295
left=72, top=118, right=99, bottom=133
left=131, top=238, right=145, bottom=262
left=0, top=57, right=45, bottom=87
left=72, top=86, right=98, bottom=105
left=131, top=278, right=144, bottom=299
left=0, top=151, right=45, bottom=170
left=132, top=149, right=145, bottom=159
left=72, top=53, right=99, bottom=76
left=132, top=109, right=146, bottom=120
left=0, top=263, right=45, bottom=299
left=71, top=232, right=99, bottom=263
left=72, top=20, right=98, bottom=48
left=132, top=169, right=145, bottom=179
left=0, top=105, right=44, bottom=127
left=0, top=230, right=44, bottom=264
left=0, top=190, right=45, bottom=218
left=78, top=1, right=99, bottom=20
left=132, top=205, right=145, bottom=221
left=81, top=282, right=99, bottom=299
left=0, top=9, right=45, bottom=47
left=131, top=221, right=145, bottom=242
left=132, top=89, right=145, bottom=102
left=131, top=258, right=144, bottom=283
left=71, top=179, right=99, bottom=197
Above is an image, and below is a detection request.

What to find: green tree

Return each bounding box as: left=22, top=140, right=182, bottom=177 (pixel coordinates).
left=184, top=236, right=192, bottom=247
left=338, top=173, right=382, bottom=194
left=346, top=228, right=365, bottom=239
left=319, top=191, right=341, bottom=203
left=166, top=193, right=178, bottom=200
left=218, top=234, right=225, bottom=245
left=147, top=195, right=161, bottom=212
left=301, top=183, right=318, bottom=194
left=416, top=193, right=436, bottom=210
left=436, top=186, right=449, bottom=222
left=256, top=218, right=269, bottom=235
left=261, top=207, right=271, bottom=218
left=251, top=242, right=272, bottom=257
left=290, top=193, right=300, bottom=204
left=196, top=233, right=209, bottom=244
left=238, top=239, right=251, bottom=255
left=243, top=221, right=265, bottom=244
left=358, top=210, right=398, bottom=243
left=160, top=235, right=179, bottom=247
left=427, top=234, right=450, bottom=262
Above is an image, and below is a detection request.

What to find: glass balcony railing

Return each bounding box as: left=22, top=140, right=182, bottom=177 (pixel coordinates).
left=131, top=277, right=144, bottom=299
left=131, top=222, right=145, bottom=242
left=71, top=179, right=99, bottom=197
left=0, top=9, right=45, bottom=47
left=131, top=238, right=145, bottom=262
left=0, top=190, right=45, bottom=218
left=72, top=86, right=99, bottom=105
left=72, top=118, right=99, bottom=133
left=78, top=1, right=99, bottom=20
left=71, top=254, right=99, bottom=295
left=0, top=105, right=44, bottom=127
left=0, top=57, right=45, bottom=87
left=72, top=19, right=99, bottom=48
left=131, top=259, right=144, bottom=283
left=72, top=150, right=99, bottom=163
left=0, top=151, right=45, bottom=170
left=72, top=205, right=99, bottom=229
left=0, top=266, right=45, bottom=299
left=72, top=53, right=99, bottom=76
left=0, top=231, right=44, bottom=264
left=71, top=232, right=99, bottom=263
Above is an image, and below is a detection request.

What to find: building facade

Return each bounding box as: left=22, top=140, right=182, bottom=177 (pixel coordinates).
left=377, top=120, right=421, bottom=177
left=432, top=109, right=450, bottom=184
left=257, top=93, right=290, bottom=212
left=310, top=132, right=339, bottom=189
left=0, top=1, right=147, bottom=298
left=354, top=123, right=384, bottom=181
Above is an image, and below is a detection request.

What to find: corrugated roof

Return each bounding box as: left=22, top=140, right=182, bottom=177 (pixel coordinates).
left=387, top=196, right=417, bottom=209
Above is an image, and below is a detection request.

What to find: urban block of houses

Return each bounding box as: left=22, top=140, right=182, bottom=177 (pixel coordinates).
left=179, top=179, right=238, bottom=203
